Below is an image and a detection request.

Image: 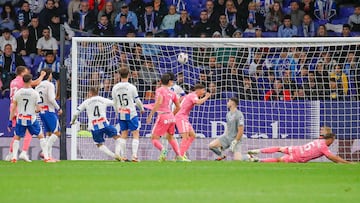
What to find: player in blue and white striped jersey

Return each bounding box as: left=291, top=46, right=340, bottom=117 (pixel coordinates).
left=71, top=87, right=122, bottom=161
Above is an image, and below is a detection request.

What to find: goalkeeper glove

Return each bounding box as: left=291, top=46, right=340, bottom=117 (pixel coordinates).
left=229, top=140, right=239, bottom=152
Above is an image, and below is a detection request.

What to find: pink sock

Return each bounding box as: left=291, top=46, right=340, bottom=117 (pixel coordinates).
left=261, top=158, right=279, bottom=163
left=22, top=132, right=32, bottom=151
left=185, top=137, right=195, bottom=153
left=151, top=139, right=163, bottom=151
left=179, top=138, right=188, bottom=156
left=260, top=147, right=280, bottom=154
left=9, top=137, right=15, bottom=153
left=169, top=139, right=181, bottom=156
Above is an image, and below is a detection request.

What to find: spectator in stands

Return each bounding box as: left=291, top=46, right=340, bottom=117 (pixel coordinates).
left=0, top=28, right=17, bottom=52
left=223, top=64, right=241, bottom=92
left=100, top=77, right=112, bottom=99
left=278, top=15, right=297, bottom=37
left=206, top=56, right=222, bottom=86
left=298, top=14, right=317, bottom=37
left=300, top=0, right=315, bottom=19
left=28, top=16, right=44, bottom=42
left=39, top=0, right=59, bottom=28
left=139, top=56, right=160, bottom=85
left=214, top=0, right=226, bottom=14
left=330, top=64, right=349, bottom=96
left=68, top=0, right=81, bottom=24
left=341, top=24, right=352, bottom=37
left=264, top=79, right=291, bottom=101
left=199, top=70, right=210, bottom=88
left=318, top=51, right=337, bottom=73
left=314, top=61, right=329, bottom=99
left=314, top=0, right=336, bottom=23
left=142, top=32, right=161, bottom=55
left=303, top=70, right=320, bottom=100
left=48, top=14, right=61, bottom=41
left=128, top=44, right=144, bottom=70
left=0, top=2, right=17, bottom=31
left=348, top=4, right=360, bottom=32
left=289, top=0, right=304, bottom=27
left=159, top=5, right=180, bottom=37
left=193, top=10, right=214, bottom=37
left=208, top=82, right=221, bottom=99
left=315, top=24, right=328, bottom=37
left=326, top=77, right=344, bottom=100
left=93, top=15, right=114, bottom=36
left=343, top=52, right=358, bottom=76
left=129, top=0, right=145, bottom=21
left=254, top=26, right=263, bottom=37
left=97, top=1, right=117, bottom=26
left=273, top=48, right=297, bottom=78
left=37, top=51, right=60, bottom=80
left=17, top=1, right=33, bottom=28
left=114, top=2, right=138, bottom=31
left=239, top=76, right=258, bottom=100
left=174, top=9, right=193, bottom=37
left=215, top=13, right=236, bottom=37
left=36, top=27, right=58, bottom=56
left=114, top=13, right=135, bottom=37
left=113, top=0, right=125, bottom=14
left=129, top=69, right=147, bottom=98
left=206, top=0, right=220, bottom=25
left=70, top=0, right=96, bottom=33
left=176, top=72, right=191, bottom=94
left=88, top=0, right=105, bottom=18
left=257, top=70, right=275, bottom=96
left=245, top=2, right=265, bottom=32
left=0, top=44, right=25, bottom=90
left=151, top=0, right=168, bottom=21
left=295, top=65, right=309, bottom=87
left=28, top=0, right=45, bottom=15
left=254, top=0, right=274, bottom=18
left=224, top=0, right=239, bottom=29
left=16, top=27, right=37, bottom=59
left=282, top=68, right=297, bottom=95
left=138, top=3, right=160, bottom=34
left=264, top=1, right=283, bottom=32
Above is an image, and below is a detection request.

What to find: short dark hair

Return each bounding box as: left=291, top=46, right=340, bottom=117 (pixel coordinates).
left=119, top=67, right=129, bottom=78
left=343, top=24, right=351, bottom=29
left=16, top=66, right=28, bottom=76
left=193, top=83, right=205, bottom=90
left=160, top=73, right=171, bottom=85
left=23, top=74, right=33, bottom=83
left=229, top=97, right=239, bottom=106
left=165, top=72, right=175, bottom=81
left=41, top=68, right=53, bottom=80
left=284, top=15, right=291, bottom=20
left=89, top=87, right=99, bottom=95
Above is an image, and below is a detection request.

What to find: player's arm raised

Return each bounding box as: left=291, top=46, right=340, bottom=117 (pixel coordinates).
left=31, top=71, right=46, bottom=87
left=146, top=94, right=163, bottom=124
left=195, top=92, right=211, bottom=105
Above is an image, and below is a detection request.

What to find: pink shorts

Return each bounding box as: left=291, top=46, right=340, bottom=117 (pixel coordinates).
left=280, top=147, right=299, bottom=162
left=175, top=118, right=193, bottom=134
left=151, top=113, right=176, bottom=136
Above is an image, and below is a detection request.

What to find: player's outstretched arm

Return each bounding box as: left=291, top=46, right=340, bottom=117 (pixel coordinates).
left=31, top=71, right=46, bottom=87
left=195, top=92, right=211, bottom=105
left=326, top=154, right=352, bottom=164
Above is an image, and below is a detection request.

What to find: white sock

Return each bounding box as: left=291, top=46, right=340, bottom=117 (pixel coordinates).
left=40, top=138, right=49, bottom=160
left=47, top=134, right=58, bottom=158
left=12, top=140, right=20, bottom=159
left=119, top=138, right=127, bottom=157
left=132, top=139, right=139, bottom=158
left=98, top=145, right=115, bottom=158
left=115, top=139, right=121, bottom=156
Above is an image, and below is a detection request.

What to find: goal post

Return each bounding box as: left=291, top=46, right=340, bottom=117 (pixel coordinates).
left=71, top=37, right=360, bottom=161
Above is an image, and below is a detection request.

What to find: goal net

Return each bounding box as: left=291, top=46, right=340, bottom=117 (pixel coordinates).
left=71, top=37, right=360, bottom=161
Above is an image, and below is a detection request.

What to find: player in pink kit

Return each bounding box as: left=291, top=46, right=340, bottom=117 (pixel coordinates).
left=146, top=73, right=185, bottom=162
left=175, top=84, right=211, bottom=161
left=5, top=66, right=46, bottom=162
left=248, top=131, right=351, bottom=163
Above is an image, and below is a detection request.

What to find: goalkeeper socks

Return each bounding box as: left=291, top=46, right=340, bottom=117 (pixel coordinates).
left=39, top=138, right=49, bottom=160
left=210, top=147, right=222, bottom=156
left=179, top=138, right=188, bottom=156
left=115, top=139, right=121, bottom=156
left=47, top=134, right=58, bottom=158
left=98, top=145, right=115, bottom=158
left=169, top=139, right=181, bottom=156
left=132, top=139, right=139, bottom=158
left=119, top=138, right=127, bottom=157
left=12, top=140, right=20, bottom=159
left=152, top=139, right=163, bottom=151
left=260, top=147, right=280, bottom=154
left=261, top=158, right=279, bottom=163
left=22, top=132, right=32, bottom=151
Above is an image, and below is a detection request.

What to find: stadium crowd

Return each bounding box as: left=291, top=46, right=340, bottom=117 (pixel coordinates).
left=0, top=0, right=360, bottom=101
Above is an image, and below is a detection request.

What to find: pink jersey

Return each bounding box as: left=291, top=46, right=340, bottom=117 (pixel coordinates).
left=155, top=86, right=178, bottom=113
left=289, top=139, right=333, bottom=163
left=10, top=76, right=24, bottom=102
left=175, top=92, right=198, bottom=120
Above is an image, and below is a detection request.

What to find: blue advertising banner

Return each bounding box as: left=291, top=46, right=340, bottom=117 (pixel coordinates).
left=0, top=99, right=358, bottom=139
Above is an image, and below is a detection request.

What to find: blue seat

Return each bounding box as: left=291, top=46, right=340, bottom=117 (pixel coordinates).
left=331, top=18, right=348, bottom=25
left=339, top=6, right=354, bottom=18
left=262, top=32, right=278, bottom=37
left=22, top=56, right=33, bottom=68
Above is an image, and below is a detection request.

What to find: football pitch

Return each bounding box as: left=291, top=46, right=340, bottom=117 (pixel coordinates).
left=1, top=161, right=359, bottom=203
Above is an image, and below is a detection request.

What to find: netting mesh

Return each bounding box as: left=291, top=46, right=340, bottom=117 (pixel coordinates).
left=71, top=38, right=360, bottom=161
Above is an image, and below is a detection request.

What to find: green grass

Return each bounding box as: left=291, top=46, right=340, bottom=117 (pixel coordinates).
left=0, top=161, right=359, bottom=203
